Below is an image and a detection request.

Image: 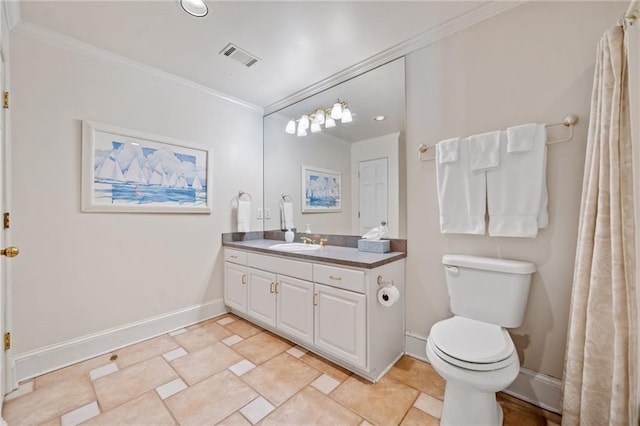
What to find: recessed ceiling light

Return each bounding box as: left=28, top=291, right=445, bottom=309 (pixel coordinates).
left=180, top=0, right=208, bottom=17
left=373, top=115, right=386, bottom=121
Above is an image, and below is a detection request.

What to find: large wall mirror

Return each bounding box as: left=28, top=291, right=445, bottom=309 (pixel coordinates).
left=263, top=58, right=406, bottom=238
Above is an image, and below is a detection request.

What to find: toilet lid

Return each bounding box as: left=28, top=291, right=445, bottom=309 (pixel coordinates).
left=430, top=316, right=514, bottom=365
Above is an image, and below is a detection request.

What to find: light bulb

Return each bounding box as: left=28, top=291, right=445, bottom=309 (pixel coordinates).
left=180, top=0, right=208, bottom=17
left=299, top=114, right=310, bottom=130
left=285, top=119, right=296, bottom=134
left=310, top=122, right=321, bottom=133
left=297, top=126, right=307, bottom=137
left=330, top=101, right=343, bottom=120
left=341, top=106, right=353, bottom=123
left=315, top=109, right=325, bottom=125
left=325, top=116, right=336, bottom=128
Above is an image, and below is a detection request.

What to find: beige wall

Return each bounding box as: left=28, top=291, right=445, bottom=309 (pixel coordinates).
left=405, top=1, right=624, bottom=379
left=10, top=34, right=263, bottom=354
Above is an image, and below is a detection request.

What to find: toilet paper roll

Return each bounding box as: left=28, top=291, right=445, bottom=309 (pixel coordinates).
left=377, top=285, right=400, bottom=307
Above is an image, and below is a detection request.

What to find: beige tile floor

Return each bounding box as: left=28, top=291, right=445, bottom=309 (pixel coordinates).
left=3, top=314, right=562, bottom=425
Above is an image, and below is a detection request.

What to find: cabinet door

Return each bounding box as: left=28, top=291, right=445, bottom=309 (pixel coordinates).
left=224, top=262, right=248, bottom=314
left=276, top=275, right=314, bottom=345
left=314, top=283, right=366, bottom=368
left=248, top=268, right=277, bottom=327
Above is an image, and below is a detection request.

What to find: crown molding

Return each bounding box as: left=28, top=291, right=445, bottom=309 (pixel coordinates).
left=11, top=20, right=263, bottom=113
left=264, top=0, right=526, bottom=116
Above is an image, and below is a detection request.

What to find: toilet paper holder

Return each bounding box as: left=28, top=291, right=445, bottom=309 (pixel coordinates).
left=377, top=275, right=394, bottom=286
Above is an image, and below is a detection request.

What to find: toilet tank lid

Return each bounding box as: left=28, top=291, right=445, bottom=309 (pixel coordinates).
left=442, top=255, right=536, bottom=274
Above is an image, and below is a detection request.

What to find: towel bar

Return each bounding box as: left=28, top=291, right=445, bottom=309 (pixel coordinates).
left=418, top=114, right=579, bottom=161
left=236, top=191, right=252, bottom=202
left=281, top=193, right=292, bottom=203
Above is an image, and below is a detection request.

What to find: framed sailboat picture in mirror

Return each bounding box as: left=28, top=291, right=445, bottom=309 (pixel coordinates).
left=301, top=165, right=341, bottom=213
left=81, top=120, right=212, bottom=213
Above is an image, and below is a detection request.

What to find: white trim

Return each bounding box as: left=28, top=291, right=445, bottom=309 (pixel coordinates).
left=264, top=1, right=525, bottom=115
left=13, top=299, right=227, bottom=383
left=503, top=366, right=562, bottom=415
left=404, top=332, right=562, bottom=414
left=10, top=21, right=263, bottom=113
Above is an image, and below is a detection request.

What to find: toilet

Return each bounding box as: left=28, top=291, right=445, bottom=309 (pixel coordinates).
left=426, top=255, right=535, bottom=426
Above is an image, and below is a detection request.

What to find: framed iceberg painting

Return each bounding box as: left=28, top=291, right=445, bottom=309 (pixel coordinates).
left=301, top=165, right=341, bottom=213
left=81, top=120, right=212, bottom=213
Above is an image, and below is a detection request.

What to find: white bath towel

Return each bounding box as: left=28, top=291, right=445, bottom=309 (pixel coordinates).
left=281, top=200, right=294, bottom=230
left=507, top=123, right=538, bottom=153
left=487, top=124, right=548, bottom=237
left=437, top=137, right=460, bottom=164
left=237, top=199, right=251, bottom=232
left=469, top=131, right=501, bottom=171
left=436, top=137, right=486, bottom=235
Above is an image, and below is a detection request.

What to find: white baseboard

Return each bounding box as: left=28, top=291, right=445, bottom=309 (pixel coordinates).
left=14, top=299, right=227, bottom=383
left=404, top=333, right=562, bottom=414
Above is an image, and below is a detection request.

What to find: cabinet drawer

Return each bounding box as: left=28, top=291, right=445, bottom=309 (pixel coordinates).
left=248, top=253, right=312, bottom=281
left=225, top=248, right=248, bottom=265
left=313, top=264, right=365, bottom=293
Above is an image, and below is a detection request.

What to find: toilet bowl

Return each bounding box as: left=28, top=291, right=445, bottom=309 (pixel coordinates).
left=426, top=317, right=521, bottom=425
left=426, top=255, right=535, bottom=426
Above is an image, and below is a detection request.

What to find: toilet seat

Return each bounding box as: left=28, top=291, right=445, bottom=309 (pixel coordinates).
left=429, top=316, right=515, bottom=371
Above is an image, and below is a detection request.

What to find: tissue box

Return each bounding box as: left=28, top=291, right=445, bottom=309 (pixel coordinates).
left=357, top=239, right=390, bottom=253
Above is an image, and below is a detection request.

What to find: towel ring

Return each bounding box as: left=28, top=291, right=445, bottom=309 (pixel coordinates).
left=237, top=191, right=252, bottom=202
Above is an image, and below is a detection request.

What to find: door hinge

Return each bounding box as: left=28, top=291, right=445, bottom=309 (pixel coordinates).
left=3, top=92, right=8, bottom=109
left=3, top=212, right=9, bottom=229
left=4, top=332, right=10, bottom=350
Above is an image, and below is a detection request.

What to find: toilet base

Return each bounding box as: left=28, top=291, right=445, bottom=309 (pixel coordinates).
left=440, top=380, right=503, bottom=426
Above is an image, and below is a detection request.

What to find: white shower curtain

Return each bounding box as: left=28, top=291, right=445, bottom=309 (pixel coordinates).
left=562, top=25, right=638, bottom=425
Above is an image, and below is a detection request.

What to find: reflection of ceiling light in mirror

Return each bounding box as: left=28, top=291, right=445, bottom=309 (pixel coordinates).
left=373, top=115, right=386, bottom=121
left=180, top=0, right=208, bottom=17
left=341, top=106, right=353, bottom=123
left=331, top=101, right=343, bottom=119
left=325, top=116, right=336, bottom=128
left=284, top=99, right=353, bottom=136
left=285, top=120, right=296, bottom=134
left=299, top=115, right=310, bottom=130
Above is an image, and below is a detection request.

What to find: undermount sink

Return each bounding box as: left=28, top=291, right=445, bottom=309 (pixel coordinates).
left=268, top=243, right=322, bottom=251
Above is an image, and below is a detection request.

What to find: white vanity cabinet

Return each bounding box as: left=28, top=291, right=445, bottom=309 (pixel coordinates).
left=223, top=245, right=405, bottom=382
left=224, top=249, right=248, bottom=313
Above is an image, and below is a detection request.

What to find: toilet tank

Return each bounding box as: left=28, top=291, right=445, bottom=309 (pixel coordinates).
left=442, top=255, right=536, bottom=328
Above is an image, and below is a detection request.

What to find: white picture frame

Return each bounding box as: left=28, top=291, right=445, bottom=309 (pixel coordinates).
left=81, top=120, right=212, bottom=213
left=301, top=165, right=342, bottom=213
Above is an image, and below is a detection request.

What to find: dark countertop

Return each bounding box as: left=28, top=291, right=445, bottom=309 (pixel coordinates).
left=222, top=239, right=406, bottom=269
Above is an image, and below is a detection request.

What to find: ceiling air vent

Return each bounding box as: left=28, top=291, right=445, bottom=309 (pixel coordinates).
left=220, top=43, right=260, bottom=68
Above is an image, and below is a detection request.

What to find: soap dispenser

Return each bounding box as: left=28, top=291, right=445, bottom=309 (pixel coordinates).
left=285, top=228, right=295, bottom=243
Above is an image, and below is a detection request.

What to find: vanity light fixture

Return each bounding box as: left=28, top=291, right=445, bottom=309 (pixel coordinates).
left=180, top=0, right=208, bottom=17
left=285, top=99, right=353, bottom=136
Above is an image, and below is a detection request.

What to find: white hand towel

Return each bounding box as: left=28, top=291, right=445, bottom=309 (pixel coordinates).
left=281, top=200, right=294, bottom=230
left=437, top=137, right=460, bottom=164
left=436, top=137, right=486, bottom=235
left=469, top=131, right=501, bottom=171
left=487, top=124, right=547, bottom=237
left=237, top=200, right=251, bottom=232
left=507, top=123, right=538, bottom=153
